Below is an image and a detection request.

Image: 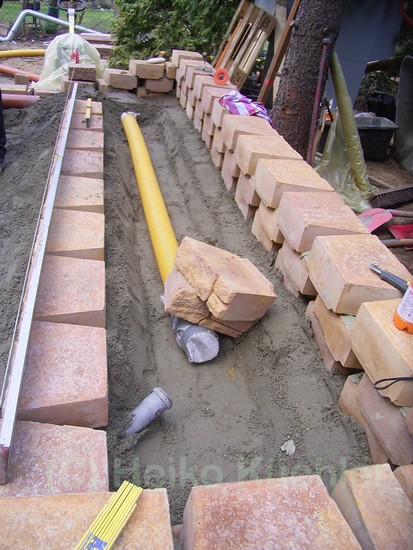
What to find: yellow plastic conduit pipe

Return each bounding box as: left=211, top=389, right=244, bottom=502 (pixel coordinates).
left=121, top=112, right=178, bottom=284
left=0, top=50, right=45, bottom=58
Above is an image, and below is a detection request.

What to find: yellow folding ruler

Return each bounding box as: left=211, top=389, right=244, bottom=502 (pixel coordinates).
left=75, top=481, right=143, bottom=549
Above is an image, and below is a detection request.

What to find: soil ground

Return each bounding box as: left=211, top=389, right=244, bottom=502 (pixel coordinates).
left=0, top=44, right=411, bottom=524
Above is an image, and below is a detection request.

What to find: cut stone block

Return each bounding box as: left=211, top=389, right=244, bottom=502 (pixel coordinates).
left=74, top=99, right=103, bottom=115
left=186, top=86, right=197, bottom=108
left=34, top=255, right=105, bottom=328
left=176, top=58, right=203, bottom=85
left=234, top=183, right=257, bottom=220
left=128, top=59, right=164, bottom=79
left=313, top=295, right=360, bottom=369
left=211, top=99, right=229, bottom=129
left=202, top=113, right=215, bottom=137
left=0, top=421, right=108, bottom=497
left=201, top=122, right=213, bottom=149
left=394, top=465, right=413, bottom=504
left=185, top=66, right=208, bottom=90
left=305, top=302, right=346, bottom=375
left=256, top=202, right=284, bottom=244
left=68, top=63, right=96, bottom=82
left=0, top=489, right=173, bottom=548
left=165, top=61, right=177, bottom=79
left=185, top=99, right=194, bottom=120
left=255, top=157, right=333, bottom=207
left=235, top=133, right=302, bottom=176
left=212, top=126, right=226, bottom=154
left=307, top=234, right=413, bottom=314
left=46, top=209, right=104, bottom=261
left=18, top=321, right=108, bottom=428
left=145, top=77, right=174, bottom=93
left=199, top=316, right=257, bottom=338
left=210, top=146, right=224, bottom=169
left=222, top=150, right=240, bottom=184
left=95, top=78, right=109, bottom=92
left=338, top=373, right=389, bottom=464
left=14, top=73, right=30, bottom=85
left=357, top=373, right=413, bottom=465
left=103, top=68, right=137, bottom=89
left=278, top=191, right=368, bottom=253
left=222, top=114, right=275, bottom=151
left=352, top=299, right=413, bottom=406
left=55, top=174, right=104, bottom=214
left=179, top=89, right=187, bottom=109
left=171, top=49, right=203, bottom=67
left=81, top=32, right=113, bottom=44
left=238, top=172, right=260, bottom=206
left=275, top=242, right=317, bottom=296
left=62, top=77, right=95, bottom=93
left=164, top=267, right=210, bottom=324
left=1, top=83, right=27, bottom=94
left=66, top=129, right=104, bottom=150
left=193, top=99, right=205, bottom=132
left=405, top=408, right=413, bottom=437
left=70, top=112, right=103, bottom=131
left=182, top=477, right=361, bottom=549
left=61, top=149, right=104, bottom=179
left=174, top=237, right=276, bottom=321
left=251, top=212, right=276, bottom=252
left=193, top=74, right=216, bottom=99
left=332, top=464, right=413, bottom=549
left=201, top=86, right=233, bottom=115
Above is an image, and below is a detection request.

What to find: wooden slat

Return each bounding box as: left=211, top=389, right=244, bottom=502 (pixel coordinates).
left=213, top=0, right=251, bottom=67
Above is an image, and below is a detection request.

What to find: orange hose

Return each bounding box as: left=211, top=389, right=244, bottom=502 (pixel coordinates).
left=0, top=64, right=40, bottom=82
left=2, top=94, right=41, bottom=108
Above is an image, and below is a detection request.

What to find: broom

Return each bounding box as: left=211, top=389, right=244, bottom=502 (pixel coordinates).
left=370, top=183, right=413, bottom=208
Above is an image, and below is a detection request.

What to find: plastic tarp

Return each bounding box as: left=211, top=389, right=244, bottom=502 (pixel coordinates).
left=33, top=33, right=104, bottom=92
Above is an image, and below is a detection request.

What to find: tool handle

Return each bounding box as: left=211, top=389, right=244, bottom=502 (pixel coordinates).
left=389, top=209, right=413, bottom=218
left=379, top=270, right=409, bottom=293
left=382, top=238, right=413, bottom=247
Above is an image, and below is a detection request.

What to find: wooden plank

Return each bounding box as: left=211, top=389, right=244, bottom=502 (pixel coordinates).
left=213, top=0, right=251, bottom=66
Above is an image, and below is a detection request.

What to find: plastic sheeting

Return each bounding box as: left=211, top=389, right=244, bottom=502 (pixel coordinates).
left=33, top=33, right=104, bottom=92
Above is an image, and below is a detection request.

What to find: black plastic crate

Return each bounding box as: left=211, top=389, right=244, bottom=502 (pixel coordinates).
left=355, top=116, right=399, bottom=161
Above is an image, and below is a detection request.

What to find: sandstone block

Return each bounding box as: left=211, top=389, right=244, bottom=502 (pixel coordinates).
left=187, top=87, right=197, bottom=108
left=307, top=234, right=413, bottom=314
left=211, top=98, right=229, bottom=128
left=238, top=173, right=260, bottom=207
left=185, top=66, right=208, bottom=90
left=14, top=73, right=30, bottom=85
left=103, top=68, right=137, bottom=89
left=62, top=78, right=95, bottom=94
left=182, top=477, right=361, bottom=549
left=179, top=89, right=187, bottom=109
left=200, top=316, right=257, bottom=338
left=46, top=209, right=104, bottom=261
left=210, top=146, right=224, bottom=169
left=255, top=157, right=333, bottom=208
left=201, top=122, right=213, bottom=149
left=394, top=465, right=413, bottom=504
left=256, top=202, right=284, bottom=244
left=357, top=373, right=413, bottom=465
left=146, top=76, right=174, bottom=93
left=202, top=113, right=215, bottom=137
left=251, top=213, right=276, bottom=252
left=128, top=59, right=164, bottom=79
left=95, top=78, right=109, bottom=92
left=66, top=129, right=104, bottom=150
left=1, top=83, right=27, bottom=94
left=176, top=58, right=203, bottom=85
left=81, top=32, right=113, bottom=44
left=222, top=150, right=240, bottom=183
left=0, top=488, right=173, bottom=548
left=18, top=321, right=108, bottom=428
left=235, top=133, right=302, bottom=176
left=332, top=464, right=413, bottom=549
left=201, top=86, right=233, bottom=115
left=61, top=149, right=104, bottom=179
left=171, top=49, right=203, bottom=67
left=305, top=302, right=346, bottom=374
left=165, top=61, right=177, bottom=79
left=278, top=191, right=368, bottom=253
left=164, top=266, right=210, bottom=324
left=222, top=114, right=275, bottom=151
left=234, top=183, right=257, bottom=220
left=68, top=63, right=96, bottom=82
left=352, top=299, right=413, bottom=406
left=193, top=99, right=205, bottom=131
left=212, top=126, right=226, bottom=154
left=193, top=74, right=216, bottom=99
left=405, top=407, right=413, bottom=437
left=55, top=174, right=104, bottom=213
left=74, top=99, right=103, bottom=115
left=0, top=421, right=108, bottom=497
left=276, top=242, right=317, bottom=296
left=185, top=99, right=194, bottom=120
left=34, top=255, right=105, bottom=328
left=313, top=295, right=360, bottom=369
left=70, top=112, right=103, bottom=131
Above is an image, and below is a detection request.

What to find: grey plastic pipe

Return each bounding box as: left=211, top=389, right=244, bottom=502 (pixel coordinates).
left=0, top=9, right=97, bottom=42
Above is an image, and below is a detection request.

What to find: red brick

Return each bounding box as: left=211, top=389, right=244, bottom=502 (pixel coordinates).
left=182, top=477, right=361, bottom=549
left=332, top=464, right=413, bottom=549
left=0, top=421, right=108, bottom=497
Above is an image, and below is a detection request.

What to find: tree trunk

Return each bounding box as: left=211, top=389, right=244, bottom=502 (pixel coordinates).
left=270, top=0, right=347, bottom=158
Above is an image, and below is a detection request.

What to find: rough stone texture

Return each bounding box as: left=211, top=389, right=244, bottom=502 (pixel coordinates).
left=103, top=68, right=137, bottom=89
left=313, top=296, right=360, bottom=369
left=338, top=374, right=389, bottom=464
left=394, top=465, right=413, bottom=504
left=307, top=234, right=413, bottom=314
left=174, top=237, right=276, bottom=321
left=61, top=149, right=104, bottom=179
left=332, top=464, right=413, bottom=549
left=234, top=183, right=257, bottom=221
left=352, top=299, right=413, bottom=406
left=70, top=113, right=103, bottom=131
left=146, top=77, right=174, bottom=93
left=165, top=61, right=177, bottom=79
left=164, top=266, right=210, bottom=324
left=222, top=114, right=275, bottom=151
left=255, top=157, right=333, bottom=207
left=182, top=477, right=361, bottom=549
left=66, top=129, right=104, bottom=150
left=171, top=49, right=203, bottom=67
left=278, top=191, right=368, bottom=253
left=235, top=133, right=302, bottom=176
left=275, top=242, right=317, bottom=297
left=68, top=63, right=96, bottom=82
left=46, top=209, right=105, bottom=260
left=357, top=374, right=413, bottom=466
left=305, top=302, right=347, bottom=375
left=73, top=99, right=103, bottom=115
left=0, top=421, right=108, bottom=497
left=0, top=488, right=173, bottom=549
left=251, top=213, right=276, bottom=252
left=256, top=202, right=284, bottom=244
left=34, top=255, right=105, bottom=328
left=237, top=173, right=260, bottom=207
left=128, top=59, right=165, bottom=79
left=18, top=321, right=108, bottom=428
left=212, top=126, right=226, bottom=154
left=55, top=174, right=104, bottom=214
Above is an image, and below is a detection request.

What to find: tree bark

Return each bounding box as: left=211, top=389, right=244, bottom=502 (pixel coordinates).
left=270, top=0, right=347, bottom=158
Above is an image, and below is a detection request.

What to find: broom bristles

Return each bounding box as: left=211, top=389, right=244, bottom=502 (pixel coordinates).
left=371, top=184, right=413, bottom=209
